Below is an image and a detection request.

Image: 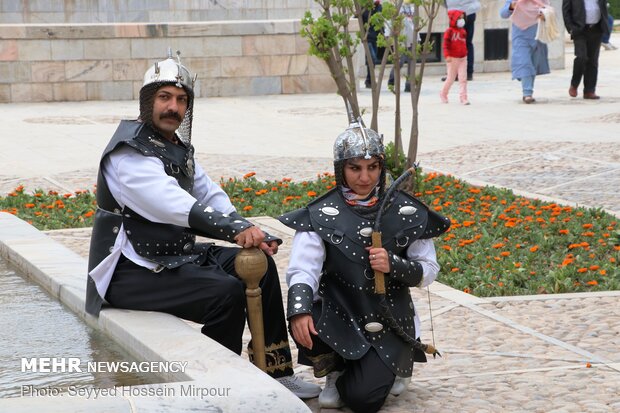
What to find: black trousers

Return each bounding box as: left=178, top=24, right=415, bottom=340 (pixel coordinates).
left=465, top=13, right=476, bottom=77
left=571, top=25, right=603, bottom=93
left=105, top=245, right=293, bottom=378
left=291, top=302, right=395, bottom=413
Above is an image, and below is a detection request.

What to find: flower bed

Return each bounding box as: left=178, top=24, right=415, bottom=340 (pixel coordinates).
left=2, top=171, right=618, bottom=297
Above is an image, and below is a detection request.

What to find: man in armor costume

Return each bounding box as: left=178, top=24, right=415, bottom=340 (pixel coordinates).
left=279, top=119, right=450, bottom=412
left=85, top=49, right=320, bottom=399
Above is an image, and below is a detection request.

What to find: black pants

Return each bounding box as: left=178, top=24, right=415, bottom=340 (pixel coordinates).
left=105, top=245, right=293, bottom=378
left=465, top=13, right=476, bottom=77
left=571, top=25, right=603, bottom=93
left=291, top=302, right=395, bottom=413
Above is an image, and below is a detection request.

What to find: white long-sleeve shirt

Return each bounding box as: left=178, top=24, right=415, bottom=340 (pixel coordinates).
left=89, top=145, right=236, bottom=298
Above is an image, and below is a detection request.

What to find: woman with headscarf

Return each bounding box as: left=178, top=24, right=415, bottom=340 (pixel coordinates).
left=278, top=118, right=450, bottom=412
left=500, top=0, right=551, bottom=103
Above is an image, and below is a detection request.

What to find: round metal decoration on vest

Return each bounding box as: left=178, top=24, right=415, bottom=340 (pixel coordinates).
left=364, top=322, right=384, bottom=332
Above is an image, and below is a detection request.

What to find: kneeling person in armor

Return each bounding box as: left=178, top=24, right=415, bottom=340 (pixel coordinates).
left=85, top=49, right=320, bottom=399
left=279, top=119, right=450, bottom=412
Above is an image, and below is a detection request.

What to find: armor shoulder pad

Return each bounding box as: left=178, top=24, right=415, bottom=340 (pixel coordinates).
left=420, top=208, right=451, bottom=238
left=394, top=191, right=451, bottom=238
left=278, top=208, right=313, bottom=231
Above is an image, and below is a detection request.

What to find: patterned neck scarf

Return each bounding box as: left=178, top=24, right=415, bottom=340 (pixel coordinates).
left=340, top=186, right=380, bottom=207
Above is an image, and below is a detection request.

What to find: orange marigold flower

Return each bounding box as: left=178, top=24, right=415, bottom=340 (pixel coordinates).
left=505, top=221, right=517, bottom=228
left=589, top=265, right=600, bottom=271
left=63, top=193, right=72, bottom=198
left=559, top=229, right=569, bottom=235
left=500, top=251, right=511, bottom=257
left=599, top=269, right=607, bottom=275
left=582, top=231, right=594, bottom=237
left=614, top=246, right=620, bottom=251
left=610, top=257, right=616, bottom=263
left=243, top=187, right=252, bottom=192
left=84, top=210, right=95, bottom=218
left=442, top=245, right=452, bottom=251
left=492, top=243, right=505, bottom=249
left=24, top=203, right=35, bottom=208
left=586, top=280, right=598, bottom=285
left=463, top=287, right=471, bottom=294
left=34, top=193, right=42, bottom=197
left=242, top=205, right=253, bottom=211
left=451, top=268, right=459, bottom=272
left=282, top=177, right=292, bottom=182
left=34, top=211, right=43, bottom=216
left=243, top=172, right=256, bottom=179
left=462, top=221, right=475, bottom=227
left=434, top=205, right=442, bottom=211
left=582, top=223, right=593, bottom=229
left=468, top=188, right=481, bottom=194
left=307, top=191, right=317, bottom=197
left=577, top=267, right=588, bottom=273
left=271, top=187, right=278, bottom=192
left=530, top=245, right=539, bottom=252
left=514, top=262, right=522, bottom=268
left=498, top=282, right=504, bottom=287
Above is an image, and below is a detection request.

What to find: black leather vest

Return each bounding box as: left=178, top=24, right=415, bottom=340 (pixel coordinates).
left=86, top=120, right=199, bottom=315
left=280, top=189, right=449, bottom=376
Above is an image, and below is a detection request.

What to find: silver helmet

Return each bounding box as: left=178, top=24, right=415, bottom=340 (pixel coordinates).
left=333, top=117, right=384, bottom=162
left=333, top=113, right=386, bottom=194
left=139, top=48, right=197, bottom=144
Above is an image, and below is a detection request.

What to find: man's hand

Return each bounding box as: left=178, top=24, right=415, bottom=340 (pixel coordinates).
left=260, top=240, right=279, bottom=256
left=234, top=226, right=265, bottom=248
left=290, top=314, right=318, bottom=350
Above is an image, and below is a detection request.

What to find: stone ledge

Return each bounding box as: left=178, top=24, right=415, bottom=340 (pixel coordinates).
left=0, top=212, right=310, bottom=413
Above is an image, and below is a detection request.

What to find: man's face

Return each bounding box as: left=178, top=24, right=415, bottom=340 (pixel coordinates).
left=343, top=157, right=382, bottom=197
left=151, top=85, right=188, bottom=141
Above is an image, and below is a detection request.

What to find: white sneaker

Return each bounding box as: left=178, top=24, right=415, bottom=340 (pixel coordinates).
left=390, top=376, right=412, bottom=396
left=276, top=374, right=321, bottom=399
left=602, top=42, right=613, bottom=50
left=319, top=370, right=344, bottom=408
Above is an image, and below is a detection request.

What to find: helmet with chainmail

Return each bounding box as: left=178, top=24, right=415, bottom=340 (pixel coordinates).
left=139, top=48, right=197, bottom=144
left=333, top=116, right=386, bottom=197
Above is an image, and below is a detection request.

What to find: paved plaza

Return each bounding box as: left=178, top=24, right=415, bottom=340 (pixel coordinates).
left=1, top=43, right=619, bottom=412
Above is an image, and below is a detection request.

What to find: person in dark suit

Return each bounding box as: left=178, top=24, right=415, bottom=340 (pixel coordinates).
left=562, top=0, right=610, bottom=99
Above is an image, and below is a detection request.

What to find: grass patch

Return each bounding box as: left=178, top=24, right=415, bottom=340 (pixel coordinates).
left=2, top=172, right=618, bottom=297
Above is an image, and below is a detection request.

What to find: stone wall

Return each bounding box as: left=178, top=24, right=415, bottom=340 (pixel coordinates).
left=0, top=20, right=335, bottom=103
left=0, top=0, right=320, bottom=23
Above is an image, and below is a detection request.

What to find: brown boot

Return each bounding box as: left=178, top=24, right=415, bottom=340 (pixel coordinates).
left=568, top=85, right=577, bottom=97
left=583, top=92, right=600, bottom=100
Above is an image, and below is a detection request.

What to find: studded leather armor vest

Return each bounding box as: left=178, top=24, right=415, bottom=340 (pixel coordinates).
left=86, top=120, right=199, bottom=315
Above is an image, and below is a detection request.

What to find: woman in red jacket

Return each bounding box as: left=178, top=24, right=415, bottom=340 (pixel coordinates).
left=440, top=9, right=470, bottom=104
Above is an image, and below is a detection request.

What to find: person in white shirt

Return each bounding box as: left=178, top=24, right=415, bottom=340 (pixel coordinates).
left=563, top=0, right=611, bottom=98
left=85, top=49, right=320, bottom=399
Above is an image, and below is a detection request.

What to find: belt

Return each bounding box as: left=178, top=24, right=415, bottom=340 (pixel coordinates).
left=585, top=23, right=598, bottom=29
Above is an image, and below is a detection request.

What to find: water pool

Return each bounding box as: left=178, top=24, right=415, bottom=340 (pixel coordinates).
left=0, top=256, right=163, bottom=398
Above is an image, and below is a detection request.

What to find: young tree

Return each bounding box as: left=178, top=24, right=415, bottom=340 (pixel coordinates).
left=301, top=0, right=442, bottom=171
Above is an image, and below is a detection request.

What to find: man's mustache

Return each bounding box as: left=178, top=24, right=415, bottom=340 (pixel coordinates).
left=160, top=111, right=182, bottom=122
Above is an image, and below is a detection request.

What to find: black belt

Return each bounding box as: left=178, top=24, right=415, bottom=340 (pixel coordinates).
left=585, top=23, right=599, bottom=29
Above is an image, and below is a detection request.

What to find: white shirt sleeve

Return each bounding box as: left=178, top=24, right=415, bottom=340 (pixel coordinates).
left=286, top=231, right=326, bottom=299
left=405, top=238, right=440, bottom=288
left=191, top=162, right=236, bottom=215
left=103, top=146, right=206, bottom=226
